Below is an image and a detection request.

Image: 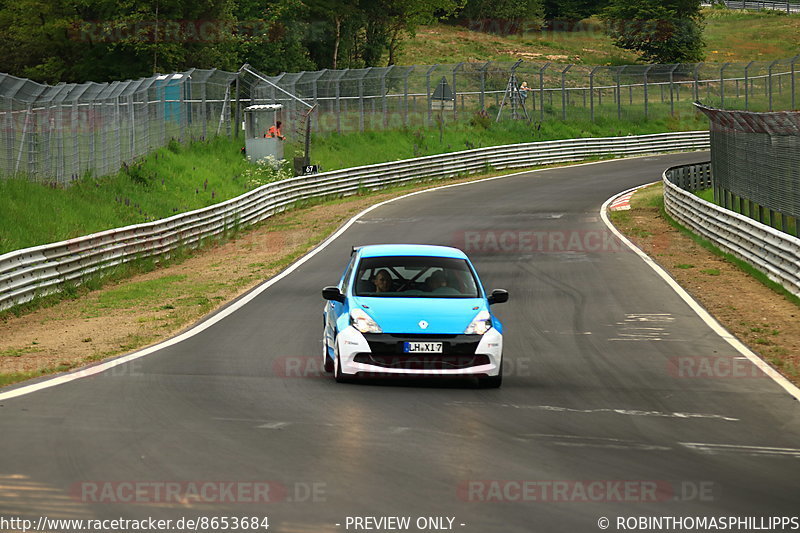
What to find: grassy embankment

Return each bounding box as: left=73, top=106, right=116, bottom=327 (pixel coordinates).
left=395, top=9, right=800, bottom=65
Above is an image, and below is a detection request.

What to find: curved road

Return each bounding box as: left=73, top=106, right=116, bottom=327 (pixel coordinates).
left=1, top=152, right=799, bottom=533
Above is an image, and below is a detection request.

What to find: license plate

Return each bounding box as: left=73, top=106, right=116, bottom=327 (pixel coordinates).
left=404, top=342, right=443, bottom=353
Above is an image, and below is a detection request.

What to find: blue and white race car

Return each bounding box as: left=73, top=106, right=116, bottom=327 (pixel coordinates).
left=321, top=244, right=508, bottom=387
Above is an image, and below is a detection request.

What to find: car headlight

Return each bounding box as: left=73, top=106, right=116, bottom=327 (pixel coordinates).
left=350, top=308, right=382, bottom=334
left=464, top=310, right=492, bottom=335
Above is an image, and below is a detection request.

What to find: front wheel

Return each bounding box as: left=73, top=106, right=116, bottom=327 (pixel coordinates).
left=478, top=361, right=502, bottom=389
left=322, top=337, right=334, bottom=373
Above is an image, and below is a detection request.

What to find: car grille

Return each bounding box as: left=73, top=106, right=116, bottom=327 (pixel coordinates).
left=358, top=334, right=487, bottom=369
left=362, top=333, right=482, bottom=356
left=353, top=353, right=490, bottom=370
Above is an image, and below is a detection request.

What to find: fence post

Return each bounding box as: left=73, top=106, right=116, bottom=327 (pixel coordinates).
left=453, top=62, right=463, bottom=122
left=589, top=66, right=599, bottom=122
left=426, top=65, right=438, bottom=127
left=404, top=66, right=414, bottom=127
left=643, top=65, right=653, bottom=119
left=201, top=80, right=207, bottom=140
left=693, top=62, right=702, bottom=102
left=359, top=70, right=368, bottom=132
left=668, top=64, right=678, bottom=116
left=561, top=64, right=573, bottom=121
left=768, top=59, right=778, bottom=111
left=479, top=61, right=491, bottom=112
left=744, top=60, right=754, bottom=110
left=720, top=62, right=729, bottom=108
left=615, top=66, right=624, bottom=120
left=539, top=62, right=550, bottom=121
left=792, top=55, right=799, bottom=110
left=381, top=66, right=391, bottom=128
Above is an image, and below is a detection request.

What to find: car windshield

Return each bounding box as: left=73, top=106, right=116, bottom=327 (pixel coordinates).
left=353, top=256, right=480, bottom=298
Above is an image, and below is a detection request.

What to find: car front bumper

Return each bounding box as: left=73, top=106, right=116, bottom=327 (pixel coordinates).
left=336, top=326, right=502, bottom=378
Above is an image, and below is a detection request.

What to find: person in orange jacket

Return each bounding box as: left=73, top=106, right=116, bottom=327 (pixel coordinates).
left=264, top=121, right=285, bottom=140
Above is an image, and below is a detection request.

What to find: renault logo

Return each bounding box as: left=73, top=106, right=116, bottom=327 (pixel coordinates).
left=418, top=320, right=429, bottom=329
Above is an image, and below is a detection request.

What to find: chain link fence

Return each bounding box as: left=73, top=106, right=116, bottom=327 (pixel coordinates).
left=250, top=58, right=800, bottom=136
left=702, top=1, right=800, bottom=12
left=2, top=58, right=799, bottom=184
left=695, top=103, right=800, bottom=236
left=0, top=69, right=236, bottom=184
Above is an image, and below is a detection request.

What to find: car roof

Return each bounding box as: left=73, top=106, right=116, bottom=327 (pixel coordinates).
left=357, top=244, right=468, bottom=259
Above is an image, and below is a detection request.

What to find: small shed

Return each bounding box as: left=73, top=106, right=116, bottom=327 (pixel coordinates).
left=244, top=104, right=284, bottom=164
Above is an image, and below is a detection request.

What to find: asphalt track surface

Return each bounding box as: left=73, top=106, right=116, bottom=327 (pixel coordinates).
left=1, top=152, right=799, bottom=533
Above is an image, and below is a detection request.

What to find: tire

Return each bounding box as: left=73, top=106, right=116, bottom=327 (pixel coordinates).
left=478, top=361, right=503, bottom=389
left=322, top=336, right=334, bottom=373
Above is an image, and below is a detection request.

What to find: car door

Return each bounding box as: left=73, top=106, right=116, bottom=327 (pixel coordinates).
left=324, top=254, right=356, bottom=356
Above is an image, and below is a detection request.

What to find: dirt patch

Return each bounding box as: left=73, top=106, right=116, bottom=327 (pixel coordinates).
left=610, top=183, right=800, bottom=385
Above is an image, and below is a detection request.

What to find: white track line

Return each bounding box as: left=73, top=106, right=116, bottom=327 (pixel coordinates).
left=600, top=183, right=800, bottom=402
left=1, top=155, right=695, bottom=401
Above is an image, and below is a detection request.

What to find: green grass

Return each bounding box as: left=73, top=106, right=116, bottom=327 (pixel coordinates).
left=398, top=9, right=800, bottom=66
left=703, top=8, right=800, bottom=62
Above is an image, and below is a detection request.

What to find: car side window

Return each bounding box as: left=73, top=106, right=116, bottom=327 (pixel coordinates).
left=340, top=256, right=356, bottom=292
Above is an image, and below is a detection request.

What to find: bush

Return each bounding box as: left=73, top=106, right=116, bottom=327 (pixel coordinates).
left=242, top=156, right=294, bottom=189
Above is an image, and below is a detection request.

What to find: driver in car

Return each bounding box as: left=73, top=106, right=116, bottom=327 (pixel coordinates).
left=372, top=269, right=393, bottom=293
left=425, top=270, right=447, bottom=291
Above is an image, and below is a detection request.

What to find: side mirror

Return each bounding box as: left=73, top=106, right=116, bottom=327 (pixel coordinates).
left=322, top=286, right=346, bottom=303
left=487, top=289, right=509, bottom=305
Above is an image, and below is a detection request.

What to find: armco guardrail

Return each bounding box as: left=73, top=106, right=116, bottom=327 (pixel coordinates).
left=663, top=162, right=800, bottom=297
left=0, top=131, right=709, bottom=311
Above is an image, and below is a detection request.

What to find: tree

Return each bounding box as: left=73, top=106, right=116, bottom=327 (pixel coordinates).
left=361, top=0, right=465, bottom=66
left=543, top=0, right=608, bottom=22
left=232, top=0, right=315, bottom=74
left=600, top=0, right=705, bottom=64
left=459, top=0, right=543, bottom=22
